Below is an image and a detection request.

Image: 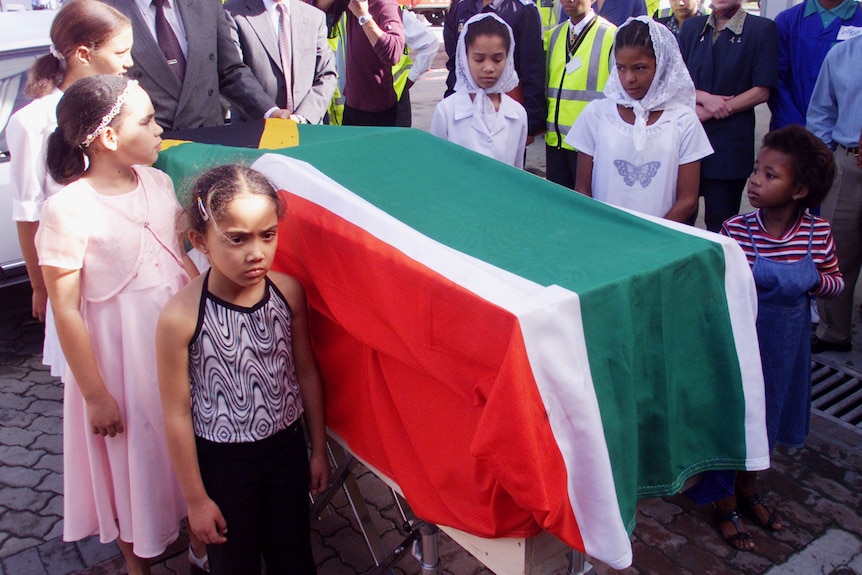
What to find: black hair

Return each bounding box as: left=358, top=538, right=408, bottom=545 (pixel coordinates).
left=186, top=164, right=285, bottom=234
left=46, top=74, right=130, bottom=185
left=26, top=0, right=130, bottom=98
left=463, top=16, right=511, bottom=53
left=761, top=125, right=836, bottom=209
left=614, top=19, right=655, bottom=59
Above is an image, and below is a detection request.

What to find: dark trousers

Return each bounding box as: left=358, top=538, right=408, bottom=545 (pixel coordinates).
left=545, top=145, right=579, bottom=190
left=343, top=102, right=399, bottom=127
left=690, top=177, right=748, bottom=232
left=394, top=90, right=412, bottom=127
left=197, top=423, right=314, bottom=575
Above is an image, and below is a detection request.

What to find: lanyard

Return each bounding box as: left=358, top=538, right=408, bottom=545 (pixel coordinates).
left=567, top=15, right=598, bottom=61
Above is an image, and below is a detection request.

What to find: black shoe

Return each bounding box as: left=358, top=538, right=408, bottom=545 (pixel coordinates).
left=811, top=334, right=851, bottom=354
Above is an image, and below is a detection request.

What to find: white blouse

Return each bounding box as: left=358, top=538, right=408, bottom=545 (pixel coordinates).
left=8, top=88, right=63, bottom=222
left=430, top=91, right=528, bottom=169
left=566, top=99, right=713, bottom=218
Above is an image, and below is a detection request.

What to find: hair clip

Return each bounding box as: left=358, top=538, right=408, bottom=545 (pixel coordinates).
left=80, top=79, right=138, bottom=148
left=49, top=44, right=65, bottom=62
left=197, top=196, right=210, bottom=222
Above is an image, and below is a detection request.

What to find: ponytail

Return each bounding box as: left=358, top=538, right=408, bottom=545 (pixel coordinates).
left=25, top=54, right=66, bottom=99
left=46, top=129, right=86, bottom=186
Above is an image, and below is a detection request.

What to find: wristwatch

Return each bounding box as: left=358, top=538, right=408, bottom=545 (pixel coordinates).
left=358, top=14, right=373, bottom=27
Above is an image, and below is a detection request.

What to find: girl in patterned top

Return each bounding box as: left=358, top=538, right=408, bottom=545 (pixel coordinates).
left=688, top=125, right=843, bottom=551
left=156, top=164, right=330, bottom=575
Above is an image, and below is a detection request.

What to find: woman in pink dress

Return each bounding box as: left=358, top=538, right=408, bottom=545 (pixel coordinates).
left=35, top=75, right=197, bottom=575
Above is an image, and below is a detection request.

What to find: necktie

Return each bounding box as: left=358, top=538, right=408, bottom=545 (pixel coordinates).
left=276, top=2, right=294, bottom=113
left=152, top=0, right=186, bottom=81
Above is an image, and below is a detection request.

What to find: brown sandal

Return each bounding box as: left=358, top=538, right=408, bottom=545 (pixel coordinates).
left=714, top=506, right=755, bottom=550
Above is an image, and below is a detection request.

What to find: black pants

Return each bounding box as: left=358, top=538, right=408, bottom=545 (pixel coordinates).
left=545, top=145, right=579, bottom=190
left=196, top=423, right=314, bottom=575
left=343, top=102, right=399, bottom=127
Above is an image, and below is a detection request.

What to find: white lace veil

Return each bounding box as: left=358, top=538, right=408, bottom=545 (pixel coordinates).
left=454, top=13, right=519, bottom=96
left=604, top=16, right=696, bottom=151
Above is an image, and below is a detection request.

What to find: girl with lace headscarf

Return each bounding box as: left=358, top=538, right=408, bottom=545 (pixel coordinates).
left=565, top=16, right=712, bottom=222
left=429, top=13, right=528, bottom=169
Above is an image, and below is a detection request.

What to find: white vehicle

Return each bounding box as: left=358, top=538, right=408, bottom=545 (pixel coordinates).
left=0, top=8, right=55, bottom=287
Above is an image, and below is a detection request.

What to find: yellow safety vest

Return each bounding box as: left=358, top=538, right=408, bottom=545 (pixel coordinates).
left=326, top=11, right=412, bottom=125
left=545, top=17, right=614, bottom=150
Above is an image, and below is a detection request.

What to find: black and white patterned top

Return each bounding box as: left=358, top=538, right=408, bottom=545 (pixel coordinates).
left=188, top=271, right=304, bottom=443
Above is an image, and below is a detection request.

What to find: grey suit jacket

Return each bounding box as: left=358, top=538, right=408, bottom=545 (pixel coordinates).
left=225, top=0, right=336, bottom=124
left=102, top=0, right=277, bottom=130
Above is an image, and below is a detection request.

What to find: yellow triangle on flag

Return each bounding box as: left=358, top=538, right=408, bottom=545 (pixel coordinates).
left=259, top=118, right=300, bottom=149
left=160, top=139, right=189, bottom=151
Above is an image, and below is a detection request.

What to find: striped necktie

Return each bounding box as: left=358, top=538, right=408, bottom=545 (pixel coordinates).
left=152, top=0, right=186, bottom=81
left=276, top=2, right=294, bottom=113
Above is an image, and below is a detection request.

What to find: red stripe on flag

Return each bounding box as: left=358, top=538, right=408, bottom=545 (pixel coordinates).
left=272, top=191, right=586, bottom=550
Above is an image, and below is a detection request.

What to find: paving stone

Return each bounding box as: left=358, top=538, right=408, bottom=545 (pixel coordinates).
left=1, top=547, right=47, bottom=575
left=0, top=465, right=49, bottom=489
left=637, top=497, right=684, bottom=526
left=0, top=445, right=44, bottom=468
left=847, top=550, right=862, bottom=574
left=28, top=416, right=63, bottom=435
left=34, top=454, right=63, bottom=476
left=0, top=510, right=58, bottom=539
left=35, top=473, right=63, bottom=496
left=74, top=538, right=118, bottom=568
left=27, top=401, right=62, bottom=420
left=0, top=536, right=42, bottom=560
left=26, top=384, right=63, bottom=402
left=30, top=434, right=63, bottom=456
left=23, top=371, right=61, bottom=386
left=0, top=365, right=30, bottom=381
left=0, top=486, right=52, bottom=512
left=38, top=538, right=83, bottom=575
left=67, top=555, right=125, bottom=575
left=626, top=540, right=692, bottom=575
left=630, top=514, right=687, bottom=556
left=0, top=406, right=37, bottom=428
left=0, top=391, right=35, bottom=412
left=42, top=521, right=63, bottom=543
left=2, top=427, right=40, bottom=449
left=812, top=499, right=862, bottom=539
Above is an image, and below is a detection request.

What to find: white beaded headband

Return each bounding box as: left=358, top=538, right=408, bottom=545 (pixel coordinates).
left=80, top=79, right=138, bottom=149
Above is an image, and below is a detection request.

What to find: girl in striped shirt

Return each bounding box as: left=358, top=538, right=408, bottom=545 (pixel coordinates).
left=700, top=125, right=843, bottom=550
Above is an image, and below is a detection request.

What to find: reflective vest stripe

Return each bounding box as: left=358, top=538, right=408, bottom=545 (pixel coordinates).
left=546, top=88, right=604, bottom=101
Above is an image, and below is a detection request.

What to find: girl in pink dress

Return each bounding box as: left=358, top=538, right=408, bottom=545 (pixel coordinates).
left=35, top=75, right=197, bottom=575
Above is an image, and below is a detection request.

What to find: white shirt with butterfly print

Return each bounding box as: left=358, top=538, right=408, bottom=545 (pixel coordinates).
left=566, top=98, right=713, bottom=218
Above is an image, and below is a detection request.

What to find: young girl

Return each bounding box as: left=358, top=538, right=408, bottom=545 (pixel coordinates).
left=35, top=75, right=197, bottom=575
left=430, top=13, right=528, bottom=169
left=8, top=0, right=132, bottom=378
left=156, top=165, right=330, bottom=575
left=566, top=16, right=712, bottom=222
left=690, top=125, right=843, bottom=550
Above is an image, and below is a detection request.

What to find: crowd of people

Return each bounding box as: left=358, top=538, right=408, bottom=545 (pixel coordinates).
left=6, top=0, right=862, bottom=571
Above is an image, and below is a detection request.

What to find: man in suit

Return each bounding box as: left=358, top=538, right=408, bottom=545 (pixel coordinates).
left=225, top=0, right=337, bottom=124
left=101, top=0, right=290, bottom=130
